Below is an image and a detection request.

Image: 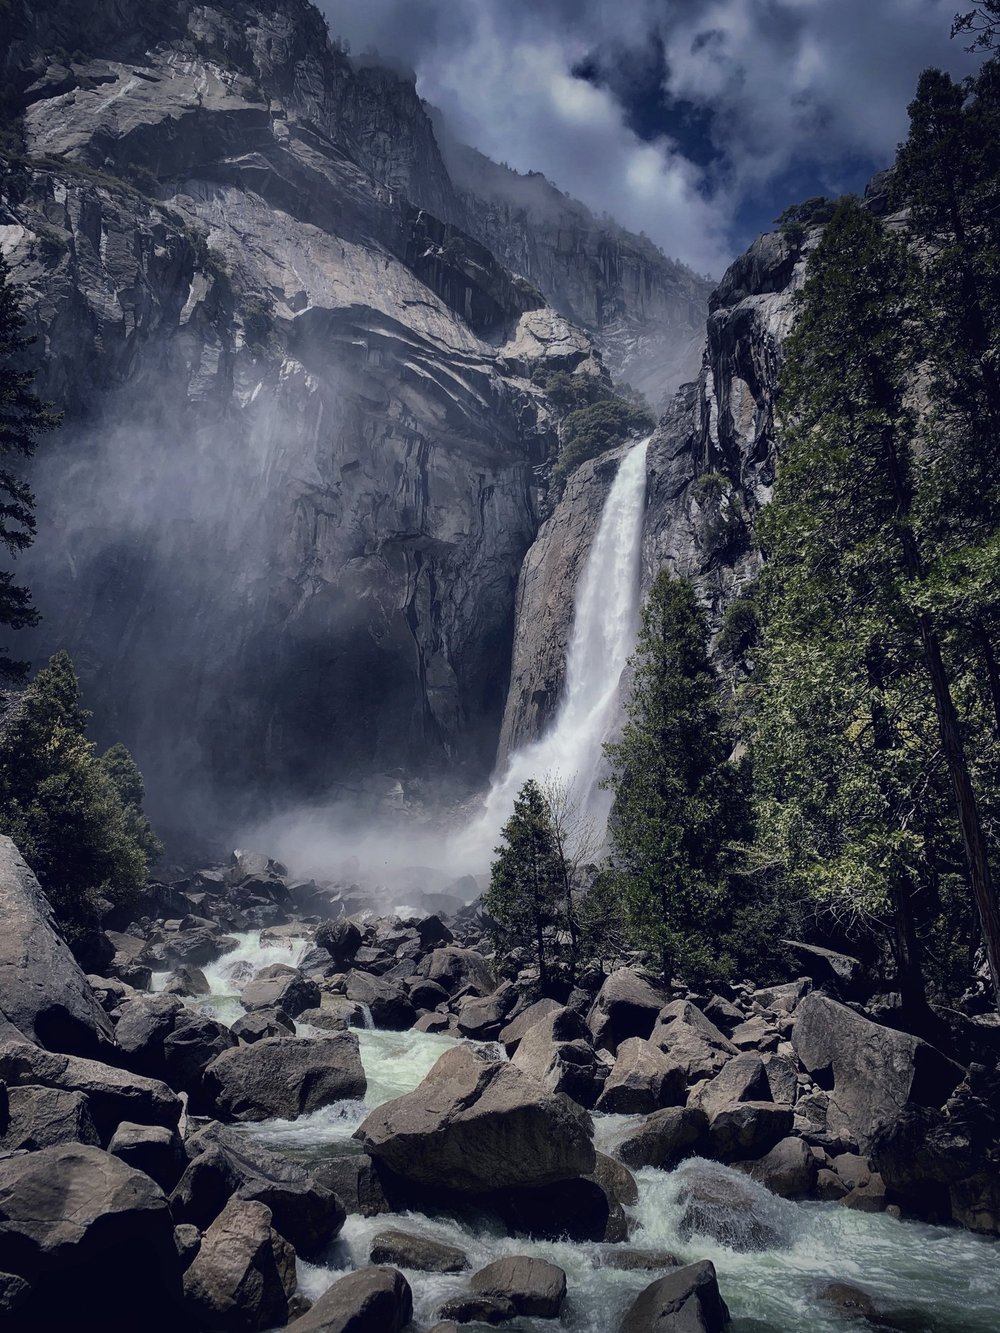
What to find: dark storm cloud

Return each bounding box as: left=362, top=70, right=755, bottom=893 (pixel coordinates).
left=320, top=0, right=969, bottom=273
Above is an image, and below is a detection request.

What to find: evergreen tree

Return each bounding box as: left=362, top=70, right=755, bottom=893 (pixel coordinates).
left=603, top=571, right=751, bottom=986
left=485, top=779, right=563, bottom=988
left=752, top=196, right=1000, bottom=1013
left=0, top=254, right=60, bottom=680
left=0, top=651, right=161, bottom=938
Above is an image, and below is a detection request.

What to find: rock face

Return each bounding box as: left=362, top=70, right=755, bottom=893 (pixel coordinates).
left=792, top=993, right=964, bottom=1151
left=0, top=837, right=113, bottom=1055
left=0, top=1143, right=181, bottom=1329
left=0, top=0, right=707, bottom=825
left=355, top=1043, right=595, bottom=1192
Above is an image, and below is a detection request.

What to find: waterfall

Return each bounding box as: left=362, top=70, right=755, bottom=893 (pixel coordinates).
left=456, top=436, right=650, bottom=868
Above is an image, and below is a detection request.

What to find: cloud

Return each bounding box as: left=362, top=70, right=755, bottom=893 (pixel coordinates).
left=319, top=0, right=968, bottom=272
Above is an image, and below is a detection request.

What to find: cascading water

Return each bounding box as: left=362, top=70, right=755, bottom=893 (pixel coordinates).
left=457, top=437, right=650, bottom=868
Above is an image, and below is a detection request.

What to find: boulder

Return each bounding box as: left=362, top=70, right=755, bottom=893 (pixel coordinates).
left=702, top=994, right=745, bottom=1034
left=314, top=1153, right=390, bottom=1218
left=174, top=1122, right=346, bottom=1254
left=315, top=918, right=363, bottom=966
left=691, top=1053, right=769, bottom=1120
left=162, top=927, right=237, bottom=970
left=596, top=1037, right=686, bottom=1114
left=231, top=1009, right=295, bottom=1043
left=404, top=977, right=451, bottom=1010
left=0, top=837, right=114, bottom=1056
left=163, top=1010, right=238, bottom=1103
left=613, top=1106, right=709, bottom=1171
left=422, top=947, right=495, bottom=997
left=0, top=1084, right=99, bottom=1151
left=511, top=1006, right=603, bottom=1107
left=752, top=978, right=810, bottom=1014
left=618, top=1261, right=730, bottom=1333
left=651, top=1001, right=737, bottom=1083
left=499, top=997, right=562, bottom=1053
left=344, top=973, right=415, bottom=1030
left=707, top=1103, right=793, bottom=1162
left=298, top=999, right=367, bottom=1032
left=739, top=1136, right=817, bottom=1200
left=183, top=1198, right=297, bottom=1332
left=108, top=1121, right=186, bottom=1192
left=0, top=1144, right=181, bottom=1329
left=163, top=965, right=211, bottom=997
left=470, top=1255, right=566, bottom=1317
left=369, top=1228, right=469, bottom=1272
left=408, top=914, right=454, bottom=948
left=455, top=982, right=517, bottom=1039
left=792, top=993, right=964, bottom=1151
left=587, top=969, right=668, bottom=1053
left=0, top=1036, right=181, bottom=1143
left=113, top=994, right=185, bottom=1076
left=355, top=1043, right=594, bottom=1192
left=598, top=1249, right=679, bottom=1272
left=284, top=1265, right=412, bottom=1332
left=202, top=1033, right=366, bottom=1122
left=676, top=1164, right=787, bottom=1251
left=437, top=1293, right=516, bottom=1325
left=783, top=941, right=872, bottom=998
left=489, top=1175, right=612, bottom=1242
left=240, top=965, right=321, bottom=1019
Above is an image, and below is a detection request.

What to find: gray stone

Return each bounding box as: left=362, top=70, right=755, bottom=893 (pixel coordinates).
left=315, top=919, right=363, bottom=966
left=240, top=965, right=321, bottom=1019
left=0, top=837, right=114, bottom=1056
left=344, top=973, right=415, bottom=1030
left=369, top=1228, right=469, bottom=1272
left=285, top=1266, right=412, bottom=1332
left=597, top=1037, right=686, bottom=1114
left=651, top=1001, right=737, bottom=1083
left=511, top=1006, right=603, bottom=1106
left=202, top=1033, right=366, bottom=1122
left=739, top=1136, right=817, bottom=1200
left=0, top=1144, right=180, bottom=1328
left=422, top=947, right=496, bottom=997
left=618, top=1261, right=730, bottom=1333
left=792, top=993, right=964, bottom=1151
left=587, top=969, right=668, bottom=1054
left=0, top=1084, right=100, bottom=1151
left=183, top=1198, right=297, bottom=1331
left=470, top=1255, right=567, bottom=1317
left=437, top=1293, right=516, bottom=1325
left=232, top=1008, right=296, bottom=1043
left=614, top=1106, right=709, bottom=1171
left=499, top=997, right=563, bottom=1053
left=163, top=965, right=211, bottom=996
left=108, top=1120, right=186, bottom=1192
left=356, top=1043, right=594, bottom=1192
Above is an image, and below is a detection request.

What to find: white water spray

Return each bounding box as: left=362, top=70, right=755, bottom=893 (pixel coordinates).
left=456, top=437, right=650, bottom=868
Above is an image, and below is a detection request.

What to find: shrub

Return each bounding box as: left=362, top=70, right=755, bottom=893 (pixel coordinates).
left=554, top=395, right=654, bottom=481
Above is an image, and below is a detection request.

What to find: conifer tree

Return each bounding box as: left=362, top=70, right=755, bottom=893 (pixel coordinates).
left=485, top=779, right=563, bottom=988
left=0, top=651, right=161, bottom=938
left=603, top=571, right=750, bottom=986
left=0, top=254, right=60, bottom=680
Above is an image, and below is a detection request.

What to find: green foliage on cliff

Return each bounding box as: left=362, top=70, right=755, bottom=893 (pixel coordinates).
left=554, top=395, right=654, bottom=482
left=0, top=255, right=61, bottom=681
left=0, top=652, right=161, bottom=937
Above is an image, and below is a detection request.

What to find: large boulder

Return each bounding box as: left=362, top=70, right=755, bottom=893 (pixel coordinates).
left=792, top=993, right=964, bottom=1152
left=182, top=1198, right=297, bottom=1332
left=618, top=1261, right=729, bottom=1333
left=369, top=1228, right=469, bottom=1272
left=739, top=1136, right=818, bottom=1200
left=0, top=837, right=114, bottom=1056
left=470, top=1256, right=566, bottom=1318
left=108, top=1121, right=186, bottom=1193
left=613, top=1106, right=709, bottom=1171
left=596, top=1037, right=685, bottom=1114
left=499, top=998, right=562, bottom=1053
left=355, top=1044, right=595, bottom=1193
left=315, top=918, right=362, bottom=966
left=0, top=1084, right=100, bottom=1151
left=511, top=1006, right=603, bottom=1107
left=284, top=1266, right=412, bottom=1332
left=113, top=994, right=185, bottom=1077
left=240, top=965, right=320, bottom=1019
left=651, top=1001, right=736, bottom=1083
left=344, top=973, right=415, bottom=1030
left=587, top=969, right=668, bottom=1054
left=0, top=1144, right=181, bottom=1329
left=488, top=1176, right=612, bottom=1243
left=171, top=1122, right=345, bottom=1256
left=0, top=1035, right=181, bottom=1143
left=163, top=1010, right=239, bottom=1106
left=421, top=947, right=495, bottom=997
left=676, top=1162, right=789, bottom=1252
left=202, top=1033, right=366, bottom=1122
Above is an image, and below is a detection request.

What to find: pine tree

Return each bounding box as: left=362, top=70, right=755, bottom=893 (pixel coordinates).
left=603, top=571, right=750, bottom=986
left=0, top=651, right=161, bottom=938
left=485, top=779, right=563, bottom=988
left=0, top=254, right=60, bottom=680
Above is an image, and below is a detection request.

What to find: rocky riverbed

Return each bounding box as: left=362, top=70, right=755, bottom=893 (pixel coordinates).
left=1, top=835, right=999, bottom=1331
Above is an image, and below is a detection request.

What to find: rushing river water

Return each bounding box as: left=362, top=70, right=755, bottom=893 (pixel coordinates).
left=190, top=936, right=1000, bottom=1332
